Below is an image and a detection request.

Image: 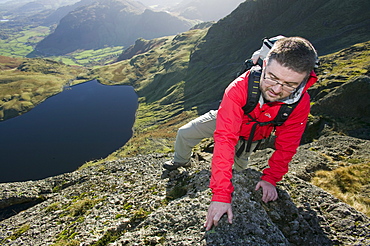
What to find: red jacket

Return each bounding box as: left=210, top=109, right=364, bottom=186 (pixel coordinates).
left=210, top=70, right=317, bottom=203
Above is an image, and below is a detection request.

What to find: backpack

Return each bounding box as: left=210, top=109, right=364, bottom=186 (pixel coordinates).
left=237, top=35, right=286, bottom=77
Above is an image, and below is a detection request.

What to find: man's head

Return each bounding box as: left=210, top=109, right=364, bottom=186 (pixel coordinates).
left=266, top=37, right=317, bottom=75
left=260, top=37, right=317, bottom=102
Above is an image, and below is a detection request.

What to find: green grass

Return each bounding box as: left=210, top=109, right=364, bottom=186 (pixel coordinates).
left=0, top=24, right=124, bottom=67
left=48, top=46, right=125, bottom=68
left=0, top=26, right=51, bottom=57
left=52, top=239, right=80, bottom=246
left=314, top=41, right=370, bottom=86
left=78, top=29, right=208, bottom=161
left=0, top=223, right=31, bottom=243
left=68, top=198, right=101, bottom=217
left=0, top=56, right=90, bottom=121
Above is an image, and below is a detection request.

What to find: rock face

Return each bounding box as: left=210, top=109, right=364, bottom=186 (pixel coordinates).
left=0, top=135, right=369, bottom=245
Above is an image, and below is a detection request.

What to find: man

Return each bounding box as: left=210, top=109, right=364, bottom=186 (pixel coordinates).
left=164, top=37, right=318, bottom=230
left=162, top=35, right=286, bottom=171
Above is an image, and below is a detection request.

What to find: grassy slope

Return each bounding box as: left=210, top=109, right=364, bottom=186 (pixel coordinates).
left=312, top=163, right=370, bottom=217
left=0, top=24, right=124, bottom=67
left=0, top=25, right=51, bottom=57
left=310, top=42, right=370, bottom=216
left=315, top=41, right=370, bottom=85
left=0, top=56, right=90, bottom=120
left=84, top=29, right=208, bottom=161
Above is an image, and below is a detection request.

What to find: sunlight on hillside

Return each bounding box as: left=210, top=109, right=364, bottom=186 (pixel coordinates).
left=49, top=46, right=125, bottom=67
left=312, top=163, right=370, bottom=217
left=315, top=41, right=370, bottom=85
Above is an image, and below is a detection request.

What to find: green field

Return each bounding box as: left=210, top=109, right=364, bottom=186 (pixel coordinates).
left=0, top=25, right=51, bottom=57
left=50, top=46, right=124, bottom=68
left=0, top=25, right=124, bottom=67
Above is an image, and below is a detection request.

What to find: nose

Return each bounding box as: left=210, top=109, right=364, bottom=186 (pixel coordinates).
left=271, top=83, right=283, bottom=93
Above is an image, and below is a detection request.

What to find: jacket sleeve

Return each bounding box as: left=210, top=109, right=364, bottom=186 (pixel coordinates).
left=261, top=92, right=311, bottom=186
left=209, top=73, right=248, bottom=203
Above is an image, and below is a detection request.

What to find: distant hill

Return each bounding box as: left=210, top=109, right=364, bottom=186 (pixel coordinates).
left=137, top=0, right=182, bottom=10
left=0, top=0, right=80, bottom=16
left=0, top=0, right=81, bottom=28
left=170, top=0, right=245, bottom=21
left=30, top=0, right=196, bottom=56
left=41, top=0, right=97, bottom=26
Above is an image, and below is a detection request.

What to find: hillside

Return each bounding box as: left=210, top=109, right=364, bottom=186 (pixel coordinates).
left=182, top=0, right=370, bottom=111
left=137, top=0, right=182, bottom=10
left=31, top=0, right=196, bottom=56
left=89, top=0, right=370, bottom=157
left=0, top=56, right=89, bottom=121
left=169, top=0, right=245, bottom=21
left=0, top=0, right=370, bottom=245
left=41, top=0, right=97, bottom=26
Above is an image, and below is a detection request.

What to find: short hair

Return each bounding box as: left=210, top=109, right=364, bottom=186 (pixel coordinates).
left=266, top=37, right=317, bottom=75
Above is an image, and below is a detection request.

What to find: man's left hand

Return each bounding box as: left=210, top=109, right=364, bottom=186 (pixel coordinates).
left=255, top=180, right=278, bottom=203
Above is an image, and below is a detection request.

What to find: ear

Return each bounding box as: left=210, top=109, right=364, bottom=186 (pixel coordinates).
left=261, top=59, right=267, bottom=74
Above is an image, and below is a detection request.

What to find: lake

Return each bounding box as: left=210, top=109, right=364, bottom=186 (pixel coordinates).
left=0, top=80, right=138, bottom=183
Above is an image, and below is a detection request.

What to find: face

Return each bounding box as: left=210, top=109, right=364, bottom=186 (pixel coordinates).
left=260, top=59, right=307, bottom=102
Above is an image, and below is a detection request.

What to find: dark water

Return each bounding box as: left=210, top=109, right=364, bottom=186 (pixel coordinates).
left=0, top=80, right=138, bottom=183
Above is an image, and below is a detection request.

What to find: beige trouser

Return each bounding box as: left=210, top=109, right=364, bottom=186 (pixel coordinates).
left=173, top=110, right=258, bottom=170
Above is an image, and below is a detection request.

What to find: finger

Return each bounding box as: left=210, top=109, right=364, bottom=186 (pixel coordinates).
left=213, top=213, right=222, bottom=227
left=272, top=191, right=278, bottom=201
left=205, top=213, right=216, bottom=231
left=227, top=208, right=233, bottom=224
left=205, top=209, right=216, bottom=230
left=205, top=211, right=220, bottom=231
left=205, top=208, right=213, bottom=229
left=262, top=189, right=268, bottom=203
left=255, top=182, right=261, bottom=191
left=205, top=219, right=213, bottom=231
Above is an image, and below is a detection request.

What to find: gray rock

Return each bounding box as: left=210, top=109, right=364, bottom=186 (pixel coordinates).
left=0, top=136, right=369, bottom=245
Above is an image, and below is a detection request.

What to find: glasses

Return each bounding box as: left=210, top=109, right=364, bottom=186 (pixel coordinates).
left=262, top=71, right=299, bottom=93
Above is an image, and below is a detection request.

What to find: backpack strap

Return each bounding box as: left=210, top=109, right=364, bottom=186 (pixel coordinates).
left=272, top=102, right=300, bottom=126
left=236, top=72, right=302, bottom=157
left=242, top=68, right=262, bottom=115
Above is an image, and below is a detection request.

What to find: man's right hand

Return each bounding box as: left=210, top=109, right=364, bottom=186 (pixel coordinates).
left=205, top=201, right=233, bottom=231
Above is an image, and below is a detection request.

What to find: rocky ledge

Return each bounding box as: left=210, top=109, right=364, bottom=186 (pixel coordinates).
left=0, top=135, right=369, bottom=245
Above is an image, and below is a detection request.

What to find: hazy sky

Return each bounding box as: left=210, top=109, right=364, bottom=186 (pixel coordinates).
left=138, top=0, right=182, bottom=9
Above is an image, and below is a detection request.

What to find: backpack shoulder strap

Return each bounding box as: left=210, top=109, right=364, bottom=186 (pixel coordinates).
left=242, top=68, right=262, bottom=115
left=272, top=95, right=303, bottom=126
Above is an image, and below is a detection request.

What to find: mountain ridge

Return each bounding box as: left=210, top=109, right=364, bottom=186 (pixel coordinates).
left=30, top=0, right=196, bottom=56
